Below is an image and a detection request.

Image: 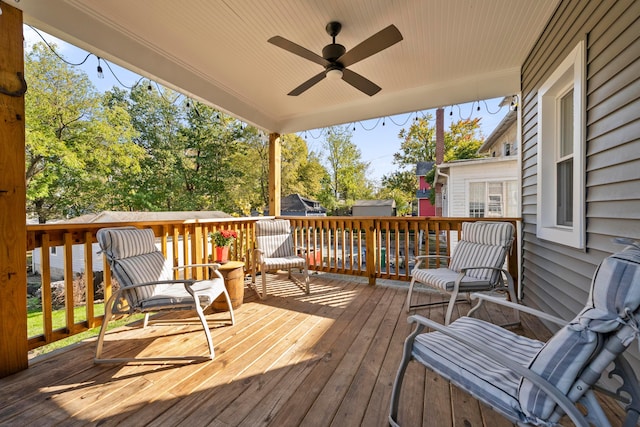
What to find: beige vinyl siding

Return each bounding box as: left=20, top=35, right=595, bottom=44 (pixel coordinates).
left=521, top=0, right=640, bottom=369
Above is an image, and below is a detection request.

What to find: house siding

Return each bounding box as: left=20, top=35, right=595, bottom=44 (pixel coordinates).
left=521, top=0, right=640, bottom=369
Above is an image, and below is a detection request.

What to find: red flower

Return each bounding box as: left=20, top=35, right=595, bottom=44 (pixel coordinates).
left=211, top=229, right=237, bottom=246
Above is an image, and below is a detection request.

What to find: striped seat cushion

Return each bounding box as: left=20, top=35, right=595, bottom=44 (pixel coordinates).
left=518, top=243, right=640, bottom=422
left=410, top=267, right=492, bottom=292
left=255, top=219, right=296, bottom=258
left=412, top=316, right=544, bottom=424
left=261, top=256, right=306, bottom=271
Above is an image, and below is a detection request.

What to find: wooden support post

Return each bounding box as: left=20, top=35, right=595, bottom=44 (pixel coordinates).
left=0, top=2, right=28, bottom=377
left=268, top=132, right=281, bottom=216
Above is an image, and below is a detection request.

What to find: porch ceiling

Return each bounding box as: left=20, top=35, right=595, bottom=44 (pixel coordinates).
left=16, top=0, right=559, bottom=134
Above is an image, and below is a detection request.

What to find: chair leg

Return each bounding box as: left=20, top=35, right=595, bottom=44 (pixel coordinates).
left=94, top=293, right=117, bottom=361
left=303, top=264, right=309, bottom=294
left=194, top=302, right=215, bottom=360
left=221, top=288, right=235, bottom=325
left=406, top=277, right=417, bottom=313
left=389, top=322, right=424, bottom=427
left=143, top=313, right=150, bottom=328
left=444, top=289, right=459, bottom=326
left=260, top=265, right=268, bottom=299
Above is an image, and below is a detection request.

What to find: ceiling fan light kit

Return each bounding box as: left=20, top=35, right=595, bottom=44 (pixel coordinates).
left=268, top=21, right=403, bottom=96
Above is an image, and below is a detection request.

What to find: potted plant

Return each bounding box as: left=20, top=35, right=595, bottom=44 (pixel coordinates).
left=210, top=229, right=237, bottom=263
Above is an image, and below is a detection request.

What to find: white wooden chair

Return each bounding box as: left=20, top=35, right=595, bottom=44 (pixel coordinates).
left=407, top=221, right=517, bottom=325
left=251, top=219, right=309, bottom=299
left=390, top=240, right=640, bottom=427
left=95, top=226, right=234, bottom=363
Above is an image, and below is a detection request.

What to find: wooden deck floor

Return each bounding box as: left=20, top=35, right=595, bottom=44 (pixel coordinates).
left=0, top=273, right=626, bottom=426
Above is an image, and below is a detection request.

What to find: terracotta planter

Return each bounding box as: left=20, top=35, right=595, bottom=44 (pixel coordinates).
left=215, top=245, right=229, bottom=264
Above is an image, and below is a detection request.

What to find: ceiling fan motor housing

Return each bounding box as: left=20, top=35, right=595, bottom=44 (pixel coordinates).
left=322, top=43, right=346, bottom=62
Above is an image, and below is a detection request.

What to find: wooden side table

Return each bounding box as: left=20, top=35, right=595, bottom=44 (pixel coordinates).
left=212, top=260, right=245, bottom=311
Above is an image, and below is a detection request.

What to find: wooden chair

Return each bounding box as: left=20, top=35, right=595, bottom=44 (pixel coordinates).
left=95, top=226, right=234, bottom=363
left=251, top=219, right=309, bottom=299
left=390, top=240, right=640, bottom=426
left=407, top=221, right=517, bottom=325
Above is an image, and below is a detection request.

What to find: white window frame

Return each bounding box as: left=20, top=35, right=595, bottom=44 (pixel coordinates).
left=536, top=39, right=586, bottom=249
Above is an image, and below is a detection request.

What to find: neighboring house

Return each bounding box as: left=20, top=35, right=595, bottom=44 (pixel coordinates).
left=352, top=200, right=396, bottom=217
left=435, top=101, right=519, bottom=218
left=415, top=161, right=436, bottom=216
left=520, top=1, right=639, bottom=375
left=32, top=211, right=231, bottom=278
left=280, top=194, right=327, bottom=217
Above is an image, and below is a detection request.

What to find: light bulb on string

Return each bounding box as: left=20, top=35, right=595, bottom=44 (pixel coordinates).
left=96, top=57, right=104, bottom=79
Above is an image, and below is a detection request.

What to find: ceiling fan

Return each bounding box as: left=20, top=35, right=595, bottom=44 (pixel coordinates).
left=268, top=22, right=403, bottom=96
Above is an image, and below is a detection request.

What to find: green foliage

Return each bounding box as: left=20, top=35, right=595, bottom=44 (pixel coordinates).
left=319, top=126, right=373, bottom=213
left=25, top=43, right=143, bottom=222
left=380, top=115, right=485, bottom=210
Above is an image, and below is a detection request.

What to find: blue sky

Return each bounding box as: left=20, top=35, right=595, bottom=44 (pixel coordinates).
left=24, top=25, right=508, bottom=184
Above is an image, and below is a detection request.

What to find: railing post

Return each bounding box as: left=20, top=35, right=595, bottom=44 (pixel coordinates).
left=365, top=219, right=377, bottom=285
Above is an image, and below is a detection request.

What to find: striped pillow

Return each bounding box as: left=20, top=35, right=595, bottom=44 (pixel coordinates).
left=462, top=222, right=514, bottom=246
left=97, top=227, right=157, bottom=260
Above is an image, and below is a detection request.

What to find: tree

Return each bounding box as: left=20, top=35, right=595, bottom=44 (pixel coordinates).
left=381, top=115, right=485, bottom=208
left=281, top=134, right=327, bottom=199
left=319, top=126, right=373, bottom=213
left=25, top=43, right=142, bottom=222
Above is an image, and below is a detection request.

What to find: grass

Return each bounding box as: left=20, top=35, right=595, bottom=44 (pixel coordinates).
left=27, top=300, right=145, bottom=358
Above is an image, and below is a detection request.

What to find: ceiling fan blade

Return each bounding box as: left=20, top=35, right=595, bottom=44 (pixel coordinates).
left=268, top=36, right=330, bottom=67
left=338, top=25, right=403, bottom=67
left=341, top=68, right=381, bottom=96
left=288, top=71, right=326, bottom=96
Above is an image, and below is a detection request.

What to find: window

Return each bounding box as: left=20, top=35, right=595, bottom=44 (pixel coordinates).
left=468, top=181, right=518, bottom=218
left=536, top=39, right=585, bottom=248
left=50, top=246, right=58, bottom=256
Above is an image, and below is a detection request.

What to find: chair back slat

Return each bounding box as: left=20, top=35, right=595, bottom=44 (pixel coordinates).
left=255, top=219, right=295, bottom=258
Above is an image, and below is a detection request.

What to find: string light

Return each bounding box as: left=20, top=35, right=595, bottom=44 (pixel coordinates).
left=96, top=57, right=104, bottom=79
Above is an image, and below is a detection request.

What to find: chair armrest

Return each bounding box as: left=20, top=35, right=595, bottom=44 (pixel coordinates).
left=406, top=315, right=589, bottom=427
left=470, top=294, right=567, bottom=326
left=174, top=263, right=222, bottom=270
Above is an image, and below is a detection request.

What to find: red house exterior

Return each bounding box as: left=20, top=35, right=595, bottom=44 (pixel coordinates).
left=416, top=162, right=436, bottom=216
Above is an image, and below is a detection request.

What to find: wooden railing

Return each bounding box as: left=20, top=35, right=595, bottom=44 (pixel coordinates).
left=25, top=216, right=519, bottom=351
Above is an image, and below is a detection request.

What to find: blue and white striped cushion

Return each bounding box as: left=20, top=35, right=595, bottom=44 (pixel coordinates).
left=255, top=219, right=295, bottom=258
left=518, top=243, right=640, bottom=421
left=412, top=317, right=544, bottom=424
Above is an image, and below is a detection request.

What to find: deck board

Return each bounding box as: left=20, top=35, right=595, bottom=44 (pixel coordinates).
left=0, top=273, right=627, bottom=426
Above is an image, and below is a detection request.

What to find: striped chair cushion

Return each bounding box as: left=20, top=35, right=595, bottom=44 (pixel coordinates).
left=411, top=267, right=492, bottom=292
left=447, top=222, right=513, bottom=281
left=262, top=256, right=306, bottom=271
left=518, top=243, right=640, bottom=421
left=412, top=317, right=544, bottom=424
left=462, top=221, right=514, bottom=246
left=255, top=219, right=296, bottom=258
left=97, top=227, right=157, bottom=259
left=448, top=241, right=506, bottom=281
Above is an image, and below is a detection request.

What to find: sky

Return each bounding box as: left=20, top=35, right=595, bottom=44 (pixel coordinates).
left=24, top=25, right=508, bottom=185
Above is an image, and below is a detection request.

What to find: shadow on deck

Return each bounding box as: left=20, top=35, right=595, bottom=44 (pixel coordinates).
left=0, top=273, right=626, bottom=426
